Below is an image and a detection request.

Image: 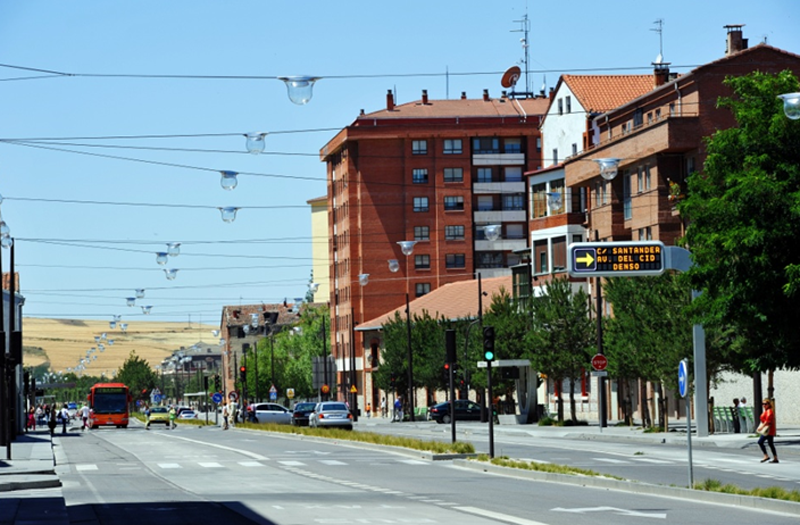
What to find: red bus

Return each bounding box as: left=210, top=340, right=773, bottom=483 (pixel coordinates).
left=87, top=383, right=132, bottom=428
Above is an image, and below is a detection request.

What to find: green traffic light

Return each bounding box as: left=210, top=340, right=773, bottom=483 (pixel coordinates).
left=485, top=351, right=494, bottom=361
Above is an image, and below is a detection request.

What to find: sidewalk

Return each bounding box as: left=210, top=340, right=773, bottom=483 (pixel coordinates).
left=0, top=429, right=68, bottom=525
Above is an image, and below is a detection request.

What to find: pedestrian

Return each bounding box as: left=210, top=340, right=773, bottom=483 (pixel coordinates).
left=739, top=397, right=748, bottom=408
left=366, top=402, right=372, bottom=418
left=393, top=397, right=402, bottom=422
left=144, top=404, right=151, bottom=430
left=27, top=407, right=35, bottom=432
left=229, top=401, right=237, bottom=428
left=757, top=398, right=778, bottom=463
left=80, top=403, right=90, bottom=431
left=47, top=407, right=57, bottom=436
left=221, top=403, right=229, bottom=430
left=380, top=397, right=387, bottom=418
left=168, top=405, right=177, bottom=430
left=60, top=404, right=70, bottom=434
left=35, top=405, right=44, bottom=425
left=731, top=398, right=741, bottom=433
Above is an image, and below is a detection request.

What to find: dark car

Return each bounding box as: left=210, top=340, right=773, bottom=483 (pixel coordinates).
left=428, top=399, right=482, bottom=424
left=291, top=402, right=317, bottom=426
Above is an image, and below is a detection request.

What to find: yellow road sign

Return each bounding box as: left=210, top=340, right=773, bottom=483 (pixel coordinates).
left=349, top=385, right=358, bottom=393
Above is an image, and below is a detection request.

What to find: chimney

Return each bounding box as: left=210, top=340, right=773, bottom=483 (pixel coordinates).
left=483, top=89, right=489, bottom=101
left=653, top=62, right=670, bottom=87
left=725, top=24, right=748, bottom=56
left=386, top=89, right=395, bottom=111
left=422, top=89, right=428, bottom=104
left=549, top=87, right=555, bottom=101
left=461, top=91, right=467, bottom=100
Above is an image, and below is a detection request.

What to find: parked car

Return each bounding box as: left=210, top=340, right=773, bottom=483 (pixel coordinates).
left=249, top=403, right=292, bottom=425
left=428, top=400, right=483, bottom=424
left=291, top=402, right=317, bottom=426
left=178, top=409, right=198, bottom=420
left=175, top=406, right=193, bottom=417
left=309, top=402, right=353, bottom=430
left=148, top=406, right=170, bottom=425
left=67, top=402, right=78, bottom=419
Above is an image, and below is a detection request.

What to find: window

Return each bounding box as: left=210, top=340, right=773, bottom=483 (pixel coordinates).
left=412, top=140, right=427, bottom=155
left=637, top=165, right=651, bottom=193
left=414, top=226, right=429, bottom=241
left=445, top=253, right=466, bottom=268
left=633, top=108, right=643, bottom=128
left=558, top=98, right=563, bottom=115
left=414, top=254, right=430, bottom=269
left=571, top=143, right=578, bottom=156
left=476, top=167, right=493, bottom=183
left=443, top=139, right=462, bottom=154
left=413, top=197, right=429, bottom=212
left=594, top=180, right=608, bottom=206
left=638, top=227, right=652, bottom=240
left=477, top=195, right=493, bottom=211
left=504, top=166, right=522, bottom=182
left=412, top=168, right=428, bottom=184
left=656, top=108, right=662, bottom=120
left=566, top=96, right=572, bottom=113
left=623, top=170, right=632, bottom=220
left=503, top=194, right=524, bottom=211
left=536, top=137, right=541, bottom=151
left=415, top=283, right=431, bottom=297
left=444, top=196, right=464, bottom=211
left=506, top=224, right=524, bottom=239
left=534, top=239, right=548, bottom=274
left=476, top=224, right=499, bottom=240
left=445, top=225, right=465, bottom=240
left=669, top=103, right=676, bottom=117
left=552, top=148, right=558, bottom=164
left=531, top=183, right=547, bottom=218
left=472, top=137, right=500, bottom=154
left=552, top=236, right=567, bottom=272
left=549, top=179, right=565, bottom=214
left=504, top=138, right=522, bottom=153
left=444, top=168, right=463, bottom=183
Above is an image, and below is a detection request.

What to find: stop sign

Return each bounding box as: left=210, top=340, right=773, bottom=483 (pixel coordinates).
left=591, top=354, right=608, bottom=371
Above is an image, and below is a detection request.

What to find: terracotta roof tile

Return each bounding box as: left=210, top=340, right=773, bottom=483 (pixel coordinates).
left=562, top=75, right=656, bottom=113
left=358, top=276, right=513, bottom=330
left=360, top=96, right=549, bottom=120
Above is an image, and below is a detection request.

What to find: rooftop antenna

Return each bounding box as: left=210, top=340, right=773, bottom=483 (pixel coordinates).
left=651, top=18, right=665, bottom=63
left=511, top=9, right=532, bottom=97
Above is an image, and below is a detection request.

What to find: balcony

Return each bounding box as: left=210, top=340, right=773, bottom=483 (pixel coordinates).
left=473, top=210, right=526, bottom=223
left=473, top=181, right=525, bottom=194
left=472, top=153, right=525, bottom=166
left=475, top=238, right=527, bottom=252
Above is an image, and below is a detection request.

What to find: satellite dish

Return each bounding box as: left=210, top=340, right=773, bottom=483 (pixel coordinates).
left=501, top=66, right=522, bottom=89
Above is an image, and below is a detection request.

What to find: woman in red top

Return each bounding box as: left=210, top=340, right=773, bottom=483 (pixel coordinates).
left=757, top=398, right=778, bottom=463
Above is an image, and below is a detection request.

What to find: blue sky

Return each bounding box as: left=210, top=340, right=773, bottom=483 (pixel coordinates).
left=1, top=0, right=797, bottom=325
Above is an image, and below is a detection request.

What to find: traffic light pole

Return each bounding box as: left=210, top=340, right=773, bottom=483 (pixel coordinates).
left=487, top=360, right=494, bottom=458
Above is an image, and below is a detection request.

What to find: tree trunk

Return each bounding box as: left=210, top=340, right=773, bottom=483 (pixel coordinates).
left=640, top=379, right=651, bottom=428
left=556, top=378, right=564, bottom=422
left=569, top=377, right=577, bottom=422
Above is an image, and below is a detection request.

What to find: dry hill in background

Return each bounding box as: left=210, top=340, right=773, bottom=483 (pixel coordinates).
left=23, top=318, right=218, bottom=376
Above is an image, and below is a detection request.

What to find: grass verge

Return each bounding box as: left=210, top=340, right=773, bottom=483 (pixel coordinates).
left=695, top=478, right=800, bottom=503
left=236, top=421, right=475, bottom=454
left=473, top=455, right=623, bottom=479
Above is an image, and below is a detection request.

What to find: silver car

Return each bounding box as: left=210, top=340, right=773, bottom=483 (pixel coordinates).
left=309, top=402, right=353, bottom=430
left=249, top=403, right=292, bottom=425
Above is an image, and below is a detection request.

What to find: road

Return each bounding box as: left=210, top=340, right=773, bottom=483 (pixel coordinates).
left=42, top=421, right=799, bottom=525
left=357, top=419, right=800, bottom=492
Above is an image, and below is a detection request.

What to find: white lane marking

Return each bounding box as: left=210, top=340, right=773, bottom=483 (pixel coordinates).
left=198, top=462, right=223, bottom=468
left=319, top=460, right=347, bottom=465
left=158, top=463, right=182, bottom=469
left=238, top=461, right=263, bottom=467
left=552, top=506, right=666, bottom=519
left=593, top=458, right=630, bottom=464
left=76, top=464, right=98, bottom=471
left=398, top=459, right=429, bottom=465
left=278, top=460, right=306, bottom=467
left=631, top=458, right=672, bottom=464
left=457, top=506, right=550, bottom=525
left=154, top=433, right=267, bottom=460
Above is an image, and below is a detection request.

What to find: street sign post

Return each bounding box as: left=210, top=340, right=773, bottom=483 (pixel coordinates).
left=568, top=241, right=666, bottom=277
left=679, top=358, right=694, bottom=488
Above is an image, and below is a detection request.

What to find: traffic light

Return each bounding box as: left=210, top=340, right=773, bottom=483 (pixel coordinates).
left=443, top=363, right=451, bottom=381
left=483, top=326, right=495, bottom=362
left=214, top=374, right=221, bottom=392
left=203, top=375, right=209, bottom=391
left=445, top=329, right=457, bottom=364
left=239, top=366, right=246, bottom=382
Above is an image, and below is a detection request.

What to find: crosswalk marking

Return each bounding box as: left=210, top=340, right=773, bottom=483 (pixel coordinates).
left=76, top=464, right=97, bottom=471
left=631, top=458, right=672, bottom=464
left=198, top=462, right=223, bottom=468
left=319, top=460, right=347, bottom=465
left=238, top=461, right=263, bottom=467
left=398, top=459, right=429, bottom=465
left=278, top=460, right=306, bottom=467
left=158, top=463, right=182, bottom=469
left=593, top=458, right=630, bottom=464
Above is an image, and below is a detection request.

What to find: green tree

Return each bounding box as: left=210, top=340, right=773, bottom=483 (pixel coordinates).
left=116, top=350, right=159, bottom=407
left=524, top=277, right=594, bottom=423
left=681, top=70, right=800, bottom=374
left=603, top=274, right=693, bottom=429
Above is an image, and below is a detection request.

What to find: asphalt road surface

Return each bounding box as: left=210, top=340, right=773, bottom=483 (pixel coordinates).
left=45, top=423, right=800, bottom=525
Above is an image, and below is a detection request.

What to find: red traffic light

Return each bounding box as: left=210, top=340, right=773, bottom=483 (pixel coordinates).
left=444, top=363, right=450, bottom=370
left=240, top=366, right=246, bottom=373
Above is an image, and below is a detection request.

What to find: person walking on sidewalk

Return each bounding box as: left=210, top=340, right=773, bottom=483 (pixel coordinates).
left=757, top=398, right=778, bottom=463
left=80, top=403, right=90, bottom=431
left=60, top=405, right=70, bottom=434
left=168, top=405, right=177, bottom=430
left=144, top=405, right=151, bottom=430
left=47, top=407, right=57, bottom=436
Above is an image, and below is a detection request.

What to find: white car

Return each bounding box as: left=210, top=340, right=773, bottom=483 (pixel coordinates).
left=178, top=410, right=198, bottom=420
left=249, top=403, right=292, bottom=425
left=309, top=402, right=353, bottom=430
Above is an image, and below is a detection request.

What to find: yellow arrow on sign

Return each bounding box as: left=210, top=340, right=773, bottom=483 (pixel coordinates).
left=576, top=252, right=595, bottom=267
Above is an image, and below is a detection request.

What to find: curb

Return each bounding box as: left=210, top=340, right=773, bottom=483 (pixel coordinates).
left=0, top=474, right=62, bottom=492
left=453, top=459, right=800, bottom=516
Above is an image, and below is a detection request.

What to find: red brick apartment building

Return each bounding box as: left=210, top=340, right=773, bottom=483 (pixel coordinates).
left=565, top=26, right=800, bottom=245
left=320, top=89, right=549, bottom=406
